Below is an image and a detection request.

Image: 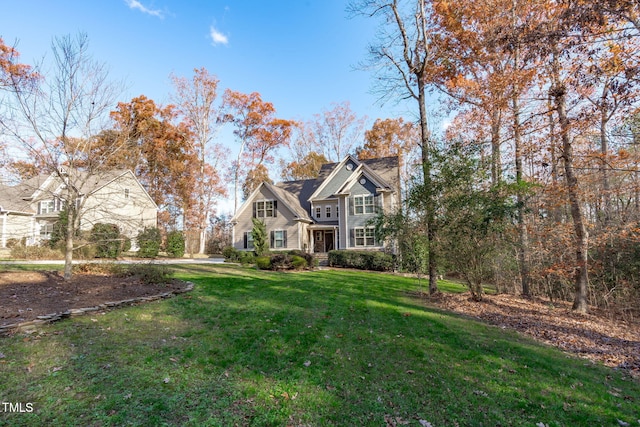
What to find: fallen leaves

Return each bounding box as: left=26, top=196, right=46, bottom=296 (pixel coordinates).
left=432, top=293, right=640, bottom=376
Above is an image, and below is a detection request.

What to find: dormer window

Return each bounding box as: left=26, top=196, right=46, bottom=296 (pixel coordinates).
left=39, top=200, right=55, bottom=214
left=354, top=195, right=374, bottom=214
left=125, top=188, right=130, bottom=199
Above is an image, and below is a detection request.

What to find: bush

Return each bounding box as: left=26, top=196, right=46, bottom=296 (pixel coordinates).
left=90, top=223, right=123, bottom=258
left=166, top=231, right=185, bottom=258
left=255, top=256, right=272, bottom=270
left=288, top=250, right=316, bottom=268
left=137, top=227, right=162, bottom=258
left=125, top=263, right=173, bottom=284
left=222, top=246, right=240, bottom=262
left=291, top=255, right=307, bottom=270
left=328, top=250, right=396, bottom=272
left=239, top=251, right=256, bottom=265
left=10, top=243, right=63, bottom=260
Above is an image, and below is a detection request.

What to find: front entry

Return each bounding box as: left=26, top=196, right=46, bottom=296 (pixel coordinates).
left=313, top=230, right=334, bottom=253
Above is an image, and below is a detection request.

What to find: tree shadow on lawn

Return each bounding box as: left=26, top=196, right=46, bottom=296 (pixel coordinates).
left=2, top=265, right=638, bottom=426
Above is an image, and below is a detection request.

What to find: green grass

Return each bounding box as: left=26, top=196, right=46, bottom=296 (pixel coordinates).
left=1, top=264, right=638, bottom=426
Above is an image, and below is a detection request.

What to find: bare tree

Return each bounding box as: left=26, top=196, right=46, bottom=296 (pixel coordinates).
left=349, top=0, right=440, bottom=294
left=0, top=33, right=125, bottom=279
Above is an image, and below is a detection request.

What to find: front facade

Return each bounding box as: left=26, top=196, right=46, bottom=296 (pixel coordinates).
left=0, top=170, right=157, bottom=248
left=231, top=155, right=400, bottom=254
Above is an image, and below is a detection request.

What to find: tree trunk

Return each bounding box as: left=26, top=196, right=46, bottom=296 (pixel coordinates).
left=599, top=96, right=611, bottom=224
left=490, top=108, right=502, bottom=185
left=63, top=208, right=74, bottom=281
left=513, top=92, right=530, bottom=297
left=551, top=50, right=589, bottom=313
left=417, top=78, right=438, bottom=295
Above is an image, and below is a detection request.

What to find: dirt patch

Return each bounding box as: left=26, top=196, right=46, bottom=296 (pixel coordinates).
left=427, top=292, right=640, bottom=377
left=0, top=270, right=190, bottom=329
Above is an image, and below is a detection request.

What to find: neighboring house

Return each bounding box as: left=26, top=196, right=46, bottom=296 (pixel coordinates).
left=0, top=170, right=157, bottom=248
left=231, top=155, right=400, bottom=254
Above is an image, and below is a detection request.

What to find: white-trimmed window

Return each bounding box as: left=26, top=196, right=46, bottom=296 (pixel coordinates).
left=354, top=227, right=375, bottom=247
left=315, top=207, right=321, bottom=219
left=40, top=223, right=54, bottom=240
left=39, top=200, right=55, bottom=214
left=271, top=230, right=287, bottom=249
left=243, top=231, right=254, bottom=249
left=253, top=200, right=276, bottom=218
left=325, top=205, right=331, bottom=218
left=124, top=188, right=130, bottom=199
left=354, top=195, right=374, bottom=214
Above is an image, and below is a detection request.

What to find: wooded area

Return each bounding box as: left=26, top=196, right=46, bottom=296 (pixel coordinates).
left=1, top=0, right=639, bottom=316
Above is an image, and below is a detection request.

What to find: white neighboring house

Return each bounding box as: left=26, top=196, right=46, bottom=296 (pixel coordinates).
left=0, top=170, right=157, bottom=249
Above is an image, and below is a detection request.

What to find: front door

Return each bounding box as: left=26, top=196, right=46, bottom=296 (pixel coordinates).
left=313, top=230, right=334, bottom=253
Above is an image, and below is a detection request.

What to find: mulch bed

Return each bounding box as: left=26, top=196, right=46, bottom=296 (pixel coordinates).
left=428, top=292, right=640, bottom=377
left=0, top=270, right=190, bottom=331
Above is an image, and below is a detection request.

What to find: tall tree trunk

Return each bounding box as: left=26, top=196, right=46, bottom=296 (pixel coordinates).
left=510, top=23, right=530, bottom=297
left=63, top=208, right=74, bottom=281
left=417, top=78, right=439, bottom=295
left=551, top=48, right=589, bottom=313
left=513, top=91, right=530, bottom=297
left=599, top=95, right=611, bottom=225
left=490, top=109, right=502, bottom=185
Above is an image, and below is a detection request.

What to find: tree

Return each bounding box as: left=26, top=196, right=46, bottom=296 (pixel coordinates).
left=222, top=90, right=294, bottom=213
left=350, top=0, right=440, bottom=294
left=109, top=95, right=197, bottom=231
left=251, top=217, right=268, bottom=256
left=310, top=101, right=367, bottom=162
left=171, top=67, right=227, bottom=254
left=243, top=163, right=272, bottom=199
left=0, top=33, right=123, bottom=280
left=280, top=151, right=328, bottom=181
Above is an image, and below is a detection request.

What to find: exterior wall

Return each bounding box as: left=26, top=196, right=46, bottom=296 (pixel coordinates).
left=233, top=185, right=302, bottom=251
left=315, top=159, right=358, bottom=199
left=346, top=178, right=383, bottom=249
left=310, top=199, right=339, bottom=223
left=80, top=173, right=157, bottom=242
left=1, top=213, right=33, bottom=247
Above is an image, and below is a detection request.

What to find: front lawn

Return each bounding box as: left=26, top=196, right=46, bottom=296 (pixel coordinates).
left=0, top=264, right=638, bottom=426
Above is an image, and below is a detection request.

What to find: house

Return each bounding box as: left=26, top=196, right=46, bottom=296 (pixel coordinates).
left=0, top=170, right=157, bottom=248
left=231, top=155, right=400, bottom=254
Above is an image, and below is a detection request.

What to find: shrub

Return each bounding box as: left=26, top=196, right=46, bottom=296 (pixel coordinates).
left=328, top=250, right=396, bottom=272
left=90, top=223, right=123, bottom=258
left=10, top=243, right=63, bottom=260
left=288, top=250, right=316, bottom=268
left=239, top=251, right=256, bottom=265
left=291, top=255, right=307, bottom=270
left=255, top=255, right=272, bottom=270
left=125, top=263, right=173, bottom=284
left=222, top=246, right=240, bottom=262
left=137, top=227, right=162, bottom=258
left=166, top=231, right=185, bottom=258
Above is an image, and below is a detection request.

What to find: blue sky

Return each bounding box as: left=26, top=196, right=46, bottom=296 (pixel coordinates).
left=1, top=0, right=424, bottom=214
left=1, top=0, right=414, bottom=124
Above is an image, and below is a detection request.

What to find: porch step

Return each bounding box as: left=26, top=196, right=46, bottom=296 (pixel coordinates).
left=314, top=253, right=329, bottom=266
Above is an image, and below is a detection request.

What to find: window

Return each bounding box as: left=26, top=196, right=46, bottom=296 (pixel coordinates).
left=325, top=206, right=331, bottom=218
left=354, top=195, right=374, bottom=214
left=40, top=223, right=54, bottom=240
left=271, top=230, right=287, bottom=249
left=124, top=188, right=130, bottom=199
left=243, top=231, right=254, bottom=249
left=354, top=227, right=375, bottom=247
left=253, top=200, right=277, bottom=218
left=39, top=200, right=55, bottom=214
left=315, top=207, right=321, bottom=219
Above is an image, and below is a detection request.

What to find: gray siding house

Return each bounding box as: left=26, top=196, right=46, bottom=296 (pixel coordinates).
left=231, top=155, right=400, bottom=254
left=0, top=170, right=157, bottom=248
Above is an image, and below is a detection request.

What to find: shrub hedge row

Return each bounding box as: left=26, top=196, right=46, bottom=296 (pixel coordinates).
left=328, top=250, right=396, bottom=272
left=222, top=247, right=316, bottom=271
